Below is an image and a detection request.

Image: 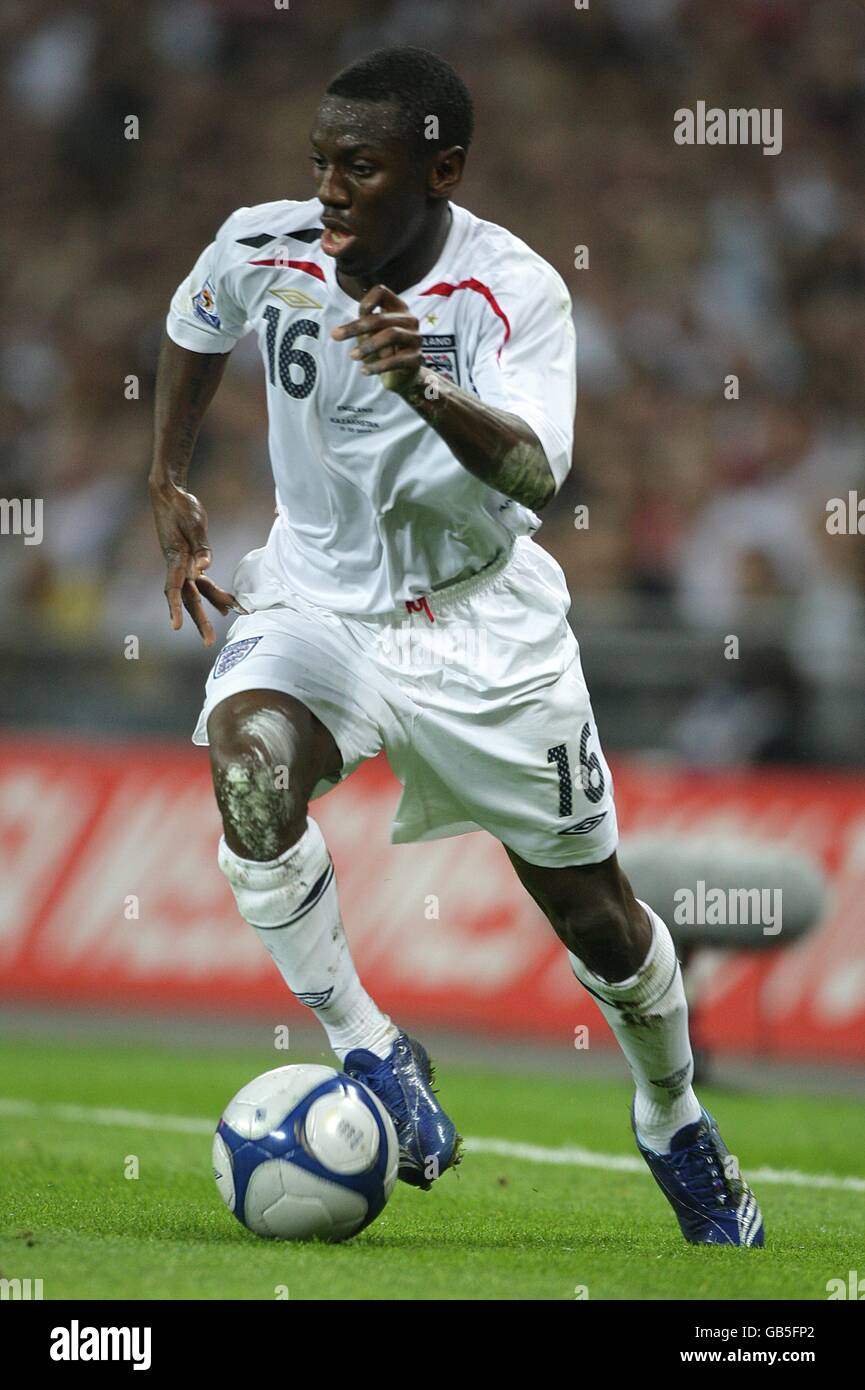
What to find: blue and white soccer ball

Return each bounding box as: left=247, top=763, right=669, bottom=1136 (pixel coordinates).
left=212, top=1064, right=399, bottom=1242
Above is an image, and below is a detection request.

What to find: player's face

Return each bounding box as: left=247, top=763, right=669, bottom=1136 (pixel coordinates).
left=310, top=97, right=435, bottom=279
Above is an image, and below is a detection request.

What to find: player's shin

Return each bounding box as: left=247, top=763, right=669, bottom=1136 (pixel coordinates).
left=568, top=900, right=701, bottom=1152
left=217, top=817, right=398, bottom=1061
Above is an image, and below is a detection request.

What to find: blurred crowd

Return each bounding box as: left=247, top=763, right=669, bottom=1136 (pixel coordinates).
left=2, top=0, right=864, bottom=758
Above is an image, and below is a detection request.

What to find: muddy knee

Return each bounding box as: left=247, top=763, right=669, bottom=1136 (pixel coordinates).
left=207, top=694, right=312, bottom=859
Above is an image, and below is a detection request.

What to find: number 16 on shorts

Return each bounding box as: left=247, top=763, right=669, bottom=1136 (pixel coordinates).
left=547, top=722, right=609, bottom=835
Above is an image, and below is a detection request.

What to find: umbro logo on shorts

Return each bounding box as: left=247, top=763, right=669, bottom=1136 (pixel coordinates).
left=214, top=636, right=262, bottom=678
left=557, top=811, right=608, bottom=836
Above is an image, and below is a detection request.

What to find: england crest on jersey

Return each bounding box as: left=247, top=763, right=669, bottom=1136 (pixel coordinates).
left=421, top=333, right=460, bottom=385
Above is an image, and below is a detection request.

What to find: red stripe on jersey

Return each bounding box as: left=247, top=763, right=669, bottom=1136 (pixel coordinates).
left=420, top=278, right=511, bottom=359
left=249, top=259, right=326, bottom=282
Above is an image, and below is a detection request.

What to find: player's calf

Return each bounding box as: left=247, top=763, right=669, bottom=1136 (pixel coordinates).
left=507, top=848, right=703, bottom=1154
left=506, top=847, right=652, bottom=981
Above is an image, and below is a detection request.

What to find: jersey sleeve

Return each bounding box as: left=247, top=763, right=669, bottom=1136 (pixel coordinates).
left=468, top=259, right=576, bottom=494
left=165, top=210, right=252, bottom=353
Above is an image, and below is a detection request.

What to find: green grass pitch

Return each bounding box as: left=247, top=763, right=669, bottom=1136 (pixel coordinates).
left=0, top=1036, right=862, bottom=1301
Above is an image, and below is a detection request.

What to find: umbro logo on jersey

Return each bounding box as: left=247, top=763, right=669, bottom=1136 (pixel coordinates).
left=421, top=333, right=460, bottom=385
left=557, top=811, right=608, bottom=836
left=270, top=287, right=322, bottom=309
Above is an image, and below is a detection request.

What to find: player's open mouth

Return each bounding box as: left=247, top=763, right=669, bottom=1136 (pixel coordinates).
left=321, top=226, right=358, bottom=257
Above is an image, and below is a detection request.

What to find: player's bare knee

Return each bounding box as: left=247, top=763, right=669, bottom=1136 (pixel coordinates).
left=208, top=698, right=309, bottom=859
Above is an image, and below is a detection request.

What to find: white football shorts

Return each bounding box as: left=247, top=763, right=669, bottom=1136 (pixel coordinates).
left=192, top=534, right=619, bottom=868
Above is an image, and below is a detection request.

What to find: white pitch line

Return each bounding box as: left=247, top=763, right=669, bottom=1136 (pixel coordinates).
left=1, top=1096, right=864, bottom=1194
left=0, top=1097, right=210, bottom=1136
left=466, top=1136, right=865, bottom=1193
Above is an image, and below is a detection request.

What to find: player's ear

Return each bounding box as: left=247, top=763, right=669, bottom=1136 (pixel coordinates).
left=427, top=146, right=465, bottom=200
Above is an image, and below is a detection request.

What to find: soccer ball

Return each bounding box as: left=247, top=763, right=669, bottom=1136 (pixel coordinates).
left=212, top=1064, right=398, bottom=1242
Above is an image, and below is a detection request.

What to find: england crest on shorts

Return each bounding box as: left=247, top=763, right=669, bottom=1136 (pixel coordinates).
left=214, top=636, right=262, bottom=678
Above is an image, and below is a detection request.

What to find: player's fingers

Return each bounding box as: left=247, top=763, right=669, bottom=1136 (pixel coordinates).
left=332, top=313, right=388, bottom=341
left=353, top=312, right=415, bottom=334
left=164, top=553, right=191, bottom=629
left=196, top=574, right=248, bottom=616
left=193, top=546, right=212, bottom=575
left=331, top=310, right=382, bottom=341
left=332, top=304, right=412, bottom=341
left=165, top=585, right=184, bottom=629
left=181, top=577, right=215, bottom=646
left=360, top=284, right=403, bottom=316
left=362, top=349, right=423, bottom=378
left=351, top=325, right=418, bottom=359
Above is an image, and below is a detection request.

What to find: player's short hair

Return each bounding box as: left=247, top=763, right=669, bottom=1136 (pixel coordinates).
left=325, top=46, right=474, bottom=160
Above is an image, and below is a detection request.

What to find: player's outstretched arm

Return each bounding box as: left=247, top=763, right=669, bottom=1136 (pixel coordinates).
left=332, top=285, right=557, bottom=512
left=149, top=333, right=246, bottom=645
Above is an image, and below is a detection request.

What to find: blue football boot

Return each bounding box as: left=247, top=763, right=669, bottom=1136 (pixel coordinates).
left=633, top=1103, right=765, bottom=1247
left=343, top=1032, right=462, bottom=1190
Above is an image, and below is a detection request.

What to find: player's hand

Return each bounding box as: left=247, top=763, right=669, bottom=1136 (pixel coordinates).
left=149, top=481, right=247, bottom=646
left=332, top=284, right=423, bottom=394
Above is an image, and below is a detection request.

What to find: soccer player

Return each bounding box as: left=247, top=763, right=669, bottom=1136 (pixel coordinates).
left=150, top=47, right=763, bottom=1245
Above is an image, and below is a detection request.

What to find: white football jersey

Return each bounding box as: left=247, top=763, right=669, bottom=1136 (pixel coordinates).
left=166, top=197, right=576, bottom=613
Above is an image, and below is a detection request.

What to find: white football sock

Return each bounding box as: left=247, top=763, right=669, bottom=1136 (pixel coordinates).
left=218, top=818, right=399, bottom=1062
left=569, top=900, right=701, bottom=1152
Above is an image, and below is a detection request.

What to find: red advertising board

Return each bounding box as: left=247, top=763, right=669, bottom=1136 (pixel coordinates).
left=1, top=737, right=863, bottom=1061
